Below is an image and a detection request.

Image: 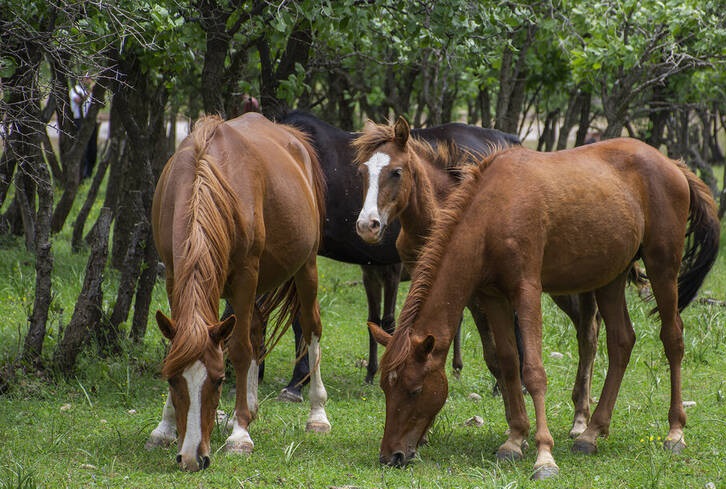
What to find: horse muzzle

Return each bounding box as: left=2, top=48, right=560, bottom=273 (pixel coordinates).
left=356, top=216, right=385, bottom=244
left=379, top=450, right=415, bottom=467
left=176, top=453, right=210, bottom=472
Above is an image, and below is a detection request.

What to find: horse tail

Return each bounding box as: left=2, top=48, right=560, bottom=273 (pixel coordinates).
left=256, top=126, right=326, bottom=361
left=675, top=161, right=721, bottom=312
left=164, top=115, right=242, bottom=378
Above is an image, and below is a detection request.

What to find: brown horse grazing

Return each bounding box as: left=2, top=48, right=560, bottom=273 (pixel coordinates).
left=145, top=113, right=330, bottom=471
left=369, top=137, right=719, bottom=479
left=356, top=117, right=600, bottom=438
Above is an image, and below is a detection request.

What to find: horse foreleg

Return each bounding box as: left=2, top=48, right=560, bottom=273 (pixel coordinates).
left=452, top=319, right=463, bottom=377
left=145, top=391, right=177, bottom=449
left=478, top=296, right=529, bottom=462
left=223, top=285, right=258, bottom=455
left=296, top=259, right=331, bottom=433
left=551, top=292, right=600, bottom=438
left=513, top=284, right=559, bottom=480
left=573, top=273, right=633, bottom=455
left=362, top=265, right=384, bottom=383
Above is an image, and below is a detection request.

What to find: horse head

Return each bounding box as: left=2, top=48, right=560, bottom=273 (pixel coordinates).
left=156, top=311, right=236, bottom=471
left=369, top=322, right=448, bottom=466
left=355, top=116, right=415, bottom=244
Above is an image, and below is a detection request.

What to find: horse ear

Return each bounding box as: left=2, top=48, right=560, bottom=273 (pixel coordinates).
left=414, top=334, right=436, bottom=362
left=364, top=119, right=377, bottom=132
left=156, top=310, right=176, bottom=341
left=368, top=321, right=392, bottom=347
left=210, top=315, right=236, bottom=345
left=394, top=116, right=410, bottom=148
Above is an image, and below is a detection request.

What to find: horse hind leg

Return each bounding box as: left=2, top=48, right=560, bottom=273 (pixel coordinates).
left=642, top=254, right=687, bottom=453
left=361, top=265, right=385, bottom=383
left=295, top=257, right=331, bottom=433
left=551, top=292, right=600, bottom=438
left=572, top=273, right=634, bottom=455
left=223, top=283, right=259, bottom=455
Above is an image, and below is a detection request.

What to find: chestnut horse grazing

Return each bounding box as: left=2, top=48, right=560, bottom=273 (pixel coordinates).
left=145, top=113, right=330, bottom=471
left=357, top=117, right=600, bottom=438
left=370, top=138, right=719, bottom=480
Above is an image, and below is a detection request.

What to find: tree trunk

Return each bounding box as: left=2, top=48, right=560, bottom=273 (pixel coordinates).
left=72, top=102, right=122, bottom=251
left=574, top=91, right=592, bottom=147
left=21, top=159, right=54, bottom=367
left=51, top=80, right=107, bottom=233
left=258, top=23, right=312, bottom=120
left=130, top=226, right=160, bottom=343
left=100, top=197, right=146, bottom=354
left=556, top=88, right=583, bottom=150
left=495, top=24, right=536, bottom=134
left=478, top=85, right=492, bottom=128
left=52, top=208, right=112, bottom=375
left=537, top=109, right=559, bottom=152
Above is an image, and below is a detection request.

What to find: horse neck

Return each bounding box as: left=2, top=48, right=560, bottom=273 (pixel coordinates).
left=401, top=253, right=480, bottom=356
left=398, top=154, right=453, bottom=249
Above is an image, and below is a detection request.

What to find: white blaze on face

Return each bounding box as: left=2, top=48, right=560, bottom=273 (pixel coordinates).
left=180, top=360, right=207, bottom=457
left=357, top=152, right=391, bottom=226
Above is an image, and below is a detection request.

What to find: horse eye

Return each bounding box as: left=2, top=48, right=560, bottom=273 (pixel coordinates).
left=213, top=377, right=224, bottom=388
left=391, top=167, right=402, bottom=177
left=410, top=386, right=423, bottom=397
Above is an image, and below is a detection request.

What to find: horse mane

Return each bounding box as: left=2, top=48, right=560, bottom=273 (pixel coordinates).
left=163, top=115, right=242, bottom=379
left=380, top=162, right=489, bottom=377
left=352, top=120, right=478, bottom=172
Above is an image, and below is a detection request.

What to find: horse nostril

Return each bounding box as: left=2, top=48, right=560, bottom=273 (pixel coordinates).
left=201, top=456, right=210, bottom=469
left=176, top=454, right=182, bottom=464
left=390, top=451, right=406, bottom=467
left=370, top=218, right=380, bottom=231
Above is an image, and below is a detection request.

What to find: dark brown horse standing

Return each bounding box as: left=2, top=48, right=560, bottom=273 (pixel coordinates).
left=355, top=117, right=600, bottom=438
left=370, top=137, right=719, bottom=479
left=145, top=113, right=330, bottom=471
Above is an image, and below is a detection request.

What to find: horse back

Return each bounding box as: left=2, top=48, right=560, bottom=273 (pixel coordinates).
left=155, top=113, right=324, bottom=293
left=465, top=138, right=691, bottom=294
left=413, top=123, right=520, bottom=157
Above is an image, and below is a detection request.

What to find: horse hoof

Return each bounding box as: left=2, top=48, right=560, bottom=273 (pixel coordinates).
left=531, top=464, right=559, bottom=480
left=452, top=368, right=461, bottom=380
left=663, top=438, right=686, bottom=454
left=277, top=388, right=303, bottom=403
left=496, top=447, right=523, bottom=462
left=305, top=421, right=331, bottom=433
left=144, top=431, right=175, bottom=450
left=225, top=441, right=254, bottom=455
left=571, top=439, right=597, bottom=455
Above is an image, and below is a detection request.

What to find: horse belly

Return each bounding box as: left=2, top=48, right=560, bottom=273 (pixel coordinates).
left=539, top=201, right=643, bottom=294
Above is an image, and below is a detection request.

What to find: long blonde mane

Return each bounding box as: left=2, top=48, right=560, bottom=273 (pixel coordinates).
left=163, top=115, right=242, bottom=378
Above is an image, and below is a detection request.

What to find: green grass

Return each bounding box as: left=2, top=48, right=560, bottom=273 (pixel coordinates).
left=0, top=199, right=725, bottom=487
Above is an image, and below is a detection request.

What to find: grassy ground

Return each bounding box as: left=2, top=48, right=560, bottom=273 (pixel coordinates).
left=0, top=191, right=725, bottom=488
